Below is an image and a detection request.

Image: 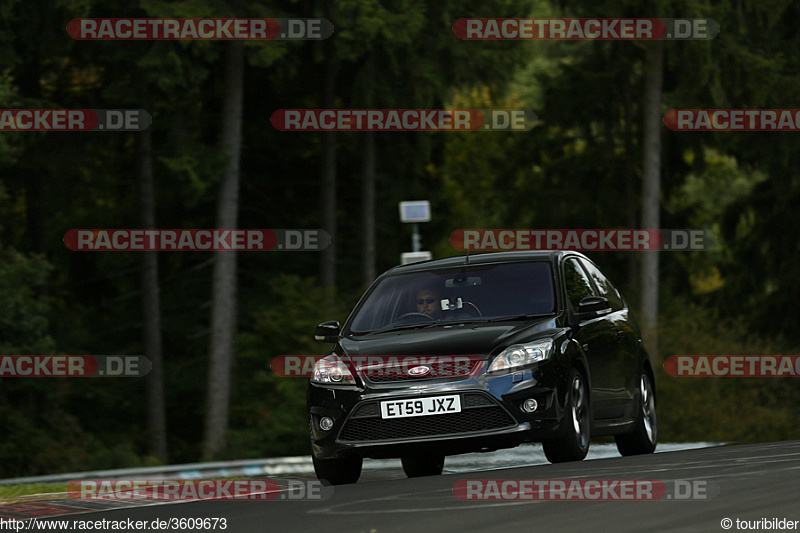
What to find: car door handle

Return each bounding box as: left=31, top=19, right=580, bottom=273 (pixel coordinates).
left=615, top=331, right=625, bottom=338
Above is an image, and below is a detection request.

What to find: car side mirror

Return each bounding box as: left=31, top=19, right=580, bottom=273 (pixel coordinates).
left=574, top=296, right=612, bottom=321
left=315, top=321, right=340, bottom=343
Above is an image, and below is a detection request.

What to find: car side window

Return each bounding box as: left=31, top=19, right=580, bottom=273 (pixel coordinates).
left=580, top=259, right=624, bottom=311
left=563, top=258, right=595, bottom=311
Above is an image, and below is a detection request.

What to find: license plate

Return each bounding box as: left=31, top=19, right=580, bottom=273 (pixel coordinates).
left=380, top=395, right=461, bottom=419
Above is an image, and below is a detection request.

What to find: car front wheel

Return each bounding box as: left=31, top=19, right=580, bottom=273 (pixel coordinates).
left=543, top=368, right=590, bottom=463
left=401, top=455, right=445, bottom=478
left=615, top=372, right=657, bottom=456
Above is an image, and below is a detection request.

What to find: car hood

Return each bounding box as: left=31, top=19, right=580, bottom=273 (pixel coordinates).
left=338, top=316, right=561, bottom=360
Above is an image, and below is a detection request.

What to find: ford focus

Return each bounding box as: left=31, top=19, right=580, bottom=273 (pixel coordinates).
left=308, top=251, right=657, bottom=485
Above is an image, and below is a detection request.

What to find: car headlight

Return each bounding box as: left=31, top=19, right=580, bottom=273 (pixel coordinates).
left=311, top=355, right=356, bottom=385
left=488, top=339, right=553, bottom=373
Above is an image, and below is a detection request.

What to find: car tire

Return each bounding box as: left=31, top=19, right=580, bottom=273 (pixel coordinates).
left=543, top=368, right=590, bottom=463
left=401, top=455, right=445, bottom=478
left=615, top=372, right=657, bottom=456
left=312, top=454, right=363, bottom=485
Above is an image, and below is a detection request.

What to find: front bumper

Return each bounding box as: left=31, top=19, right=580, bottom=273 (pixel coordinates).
left=308, top=366, right=568, bottom=460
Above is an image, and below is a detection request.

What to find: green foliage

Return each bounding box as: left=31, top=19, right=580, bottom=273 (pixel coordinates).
left=0, top=228, right=87, bottom=477
left=224, top=275, right=354, bottom=459
left=664, top=148, right=766, bottom=295
left=0, top=71, right=24, bottom=166
left=0, top=249, right=53, bottom=354
left=0, top=483, right=67, bottom=500
left=435, top=87, right=533, bottom=235
left=656, top=301, right=800, bottom=443
left=0, top=180, right=54, bottom=352
left=0, top=217, right=156, bottom=476
left=0, top=404, right=142, bottom=477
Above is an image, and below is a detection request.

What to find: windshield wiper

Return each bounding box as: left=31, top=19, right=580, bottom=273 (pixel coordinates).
left=487, top=312, right=555, bottom=322
left=357, top=313, right=554, bottom=333
left=372, top=321, right=441, bottom=334
left=438, top=318, right=489, bottom=325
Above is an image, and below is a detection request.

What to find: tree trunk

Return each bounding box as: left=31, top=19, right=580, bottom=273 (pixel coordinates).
left=137, top=125, right=168, bottom=462
left=361, top=131, right=376, bottom=286
left=320, top=53, right=337, bottom=291
left=623, top=76, right=638, bottom=290
left=203, top=40, right=244, bottom=459
left=19, top=61, right=48, bottom=299
left=639, top=41, right=663, bottom=359
left=359, top=49, right=377, bottom=287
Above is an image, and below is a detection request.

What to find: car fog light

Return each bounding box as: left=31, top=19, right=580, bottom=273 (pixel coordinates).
left=319, top=417, right=334, bottom=431
left=522, top=399, right=538, bottom=413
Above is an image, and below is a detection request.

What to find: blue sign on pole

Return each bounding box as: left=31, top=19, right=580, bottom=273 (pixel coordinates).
left=399, top=201, right=431, bottom=223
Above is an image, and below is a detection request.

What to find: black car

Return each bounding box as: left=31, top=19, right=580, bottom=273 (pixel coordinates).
left=308, top=251, right=657, bottom=485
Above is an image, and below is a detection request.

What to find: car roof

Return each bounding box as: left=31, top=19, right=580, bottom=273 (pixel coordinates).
left=384, top=250, right=591, bottom=276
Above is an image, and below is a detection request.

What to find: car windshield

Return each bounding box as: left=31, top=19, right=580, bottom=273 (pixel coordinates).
left=347, top=261, right=556, bottom=334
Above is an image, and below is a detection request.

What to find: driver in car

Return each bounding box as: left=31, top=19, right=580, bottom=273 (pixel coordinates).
left=416, top=287, right=442, bottom=319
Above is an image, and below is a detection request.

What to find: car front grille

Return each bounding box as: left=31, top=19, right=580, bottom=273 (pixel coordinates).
left=360, top=358, right=484, bottom=385
left=338, top=392, right=517, bottom=442
left=365, top=374, right=450, bottom=383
